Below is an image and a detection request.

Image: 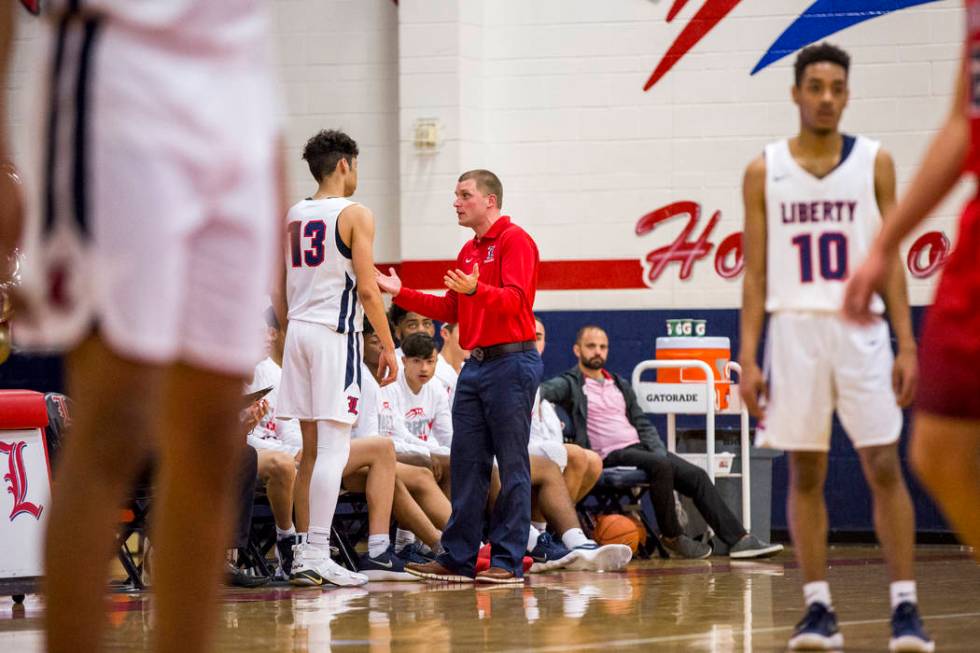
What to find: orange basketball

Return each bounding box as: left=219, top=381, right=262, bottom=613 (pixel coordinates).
left=594, top=514, right=641, bottom=553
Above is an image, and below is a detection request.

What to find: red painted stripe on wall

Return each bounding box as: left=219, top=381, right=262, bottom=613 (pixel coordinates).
left=378, top=259, right=647, bottom=290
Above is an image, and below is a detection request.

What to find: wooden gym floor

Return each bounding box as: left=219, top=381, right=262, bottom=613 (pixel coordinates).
left=1, top=545, right=977, bottom=652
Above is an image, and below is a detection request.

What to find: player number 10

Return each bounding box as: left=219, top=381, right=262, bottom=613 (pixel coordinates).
left=791, top=232, right=847, bottom=283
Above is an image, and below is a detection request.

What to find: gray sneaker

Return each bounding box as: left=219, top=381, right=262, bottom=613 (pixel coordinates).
left=729, top=533, right=783, bottom=559
left=662, top=534, right=712, bottom=559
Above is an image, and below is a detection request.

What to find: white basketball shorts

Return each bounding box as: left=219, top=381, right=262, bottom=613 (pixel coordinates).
left=528, top=440, right=568, bottom=472
left=278, top=320, right=363, bottom=424
left=755, top=312, right=902, bottom=452
left=15, top=16, right=280, bottom=377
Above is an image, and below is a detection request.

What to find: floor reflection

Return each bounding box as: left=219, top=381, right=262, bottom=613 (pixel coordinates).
left=1, top=546, right=977, bottom=652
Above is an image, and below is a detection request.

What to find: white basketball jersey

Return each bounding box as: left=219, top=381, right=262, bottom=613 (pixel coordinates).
left=764, top=135, right=885, bottom=314
left=378, top=375, right=453, bottom=451
left=285, top=197, right=364, bottom=333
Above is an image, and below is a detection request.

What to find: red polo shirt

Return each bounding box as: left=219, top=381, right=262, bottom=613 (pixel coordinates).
left=394, top=216, right=539, bottom=350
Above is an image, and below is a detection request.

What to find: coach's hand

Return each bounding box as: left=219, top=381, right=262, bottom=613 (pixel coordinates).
left=445, top=263, right=478, bottom=295
left=892, top=348, right=918, bottom=408
left=376, top=267, right=402, bottom=296
left=377, top=345, right=398, bottom=387
left=738, top=361, right=767, bottom=420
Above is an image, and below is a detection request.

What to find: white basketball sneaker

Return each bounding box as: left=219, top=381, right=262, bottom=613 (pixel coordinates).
left=318, top=556, right=369, bottom=587
left=565, top=541, right=633, bottom=572
left=289, top=543, right=368, bottom=587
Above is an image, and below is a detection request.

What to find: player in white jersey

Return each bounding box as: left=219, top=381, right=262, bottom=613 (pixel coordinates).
left=435, top=321, right=467, bottom=405
left=243, top=309, right=305, bottom=577
left=273, top=130, right=398, bottom=588
left=378, top=333, right=454, bottom=457
left=739, top=44, right=931, bottom=652
left=388, top=304, right=435, bottom=373
left=531, top=317, right=603, bottom=503
left=360, top=323, right=454, bottom=562
left=382, top=334, right=630, bottom=574
left=1, top=3, right=281, bottom=652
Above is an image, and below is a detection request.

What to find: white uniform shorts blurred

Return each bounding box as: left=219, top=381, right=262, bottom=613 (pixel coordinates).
left=16, top=15, right=280, bottom=377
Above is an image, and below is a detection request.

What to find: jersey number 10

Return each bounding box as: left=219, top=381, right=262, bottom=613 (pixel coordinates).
left=791, top=232, right=848, bottom=283
left=288, top=220, right=326, bottom=267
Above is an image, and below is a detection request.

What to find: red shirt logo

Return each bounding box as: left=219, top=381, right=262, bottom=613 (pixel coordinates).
left=347, top=397, right=359, bottom=415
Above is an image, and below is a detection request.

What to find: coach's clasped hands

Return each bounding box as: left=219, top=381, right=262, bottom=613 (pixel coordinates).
left=445, top=263, right=479, bottom=295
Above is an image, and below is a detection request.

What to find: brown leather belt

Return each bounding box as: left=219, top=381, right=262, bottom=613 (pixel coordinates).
left=470, top=340, right=536, bottom=363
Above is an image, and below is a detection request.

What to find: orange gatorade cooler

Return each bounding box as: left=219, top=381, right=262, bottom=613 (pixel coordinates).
left=655, top=336, right=732, bottom=410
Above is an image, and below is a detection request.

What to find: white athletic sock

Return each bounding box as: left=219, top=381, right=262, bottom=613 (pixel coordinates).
left=890, top=580, right=917, bottom=609
left=531, top=521, right=547, bottom=532
left=430, top=541, right=445, bottom=556
left=296, top=532, right=308, bottom=545
left=276, top=525, right=296, bottom=541
left=368, top=534, right=390, bottom=558
left=803, top=581, right=832, bottom=608
left=561, top=528, right=589, bottom=550
left=395, top=528, right=416, bottom=552
left=307, top=420, right=352, bottom=552
left=527, top=524, right=542, bottom=552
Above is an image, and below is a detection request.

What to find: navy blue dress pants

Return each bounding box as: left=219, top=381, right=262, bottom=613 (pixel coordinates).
left=437, top=349, right=543, bottom=576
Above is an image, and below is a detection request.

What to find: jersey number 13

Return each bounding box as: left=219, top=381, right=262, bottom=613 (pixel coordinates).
left=288, top=220, right=326, bottom=268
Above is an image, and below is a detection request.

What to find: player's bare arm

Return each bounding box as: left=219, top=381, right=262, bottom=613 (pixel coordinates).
left=271, top=243, right=288, bottom=332
left=845, top=51, right=969, bottom=322
left=342, top=204, right=398, bottom=386
left=738, top=154, right=768, bottom=419
left=270, top=140, right=290, bottom=332
left=0, top=2, right=23, bottom=277
left=872, top=148, right=918, bottom=407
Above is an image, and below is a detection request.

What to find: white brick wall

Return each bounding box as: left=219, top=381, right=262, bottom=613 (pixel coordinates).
left=4, top=0, right=965, bottom=308
left=397, top=0, right=964, bottom=307
left=273, top=0, right=400, bottom=264
left=5, top=0, right=402, bottom=263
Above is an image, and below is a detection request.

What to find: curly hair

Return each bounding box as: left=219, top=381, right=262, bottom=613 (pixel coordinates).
left=302, top=129, right=359, bottom=182
left=794, top=42, right=850, bottom=87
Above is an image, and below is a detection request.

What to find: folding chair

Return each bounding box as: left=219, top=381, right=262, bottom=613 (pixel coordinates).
left=115, top=465, right=154, bottom=590
left=241, top=490, right=277, bottom=578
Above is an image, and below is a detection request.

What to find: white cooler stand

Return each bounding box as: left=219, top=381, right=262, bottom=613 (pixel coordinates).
left=631, top=359, right=752, bottom=532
